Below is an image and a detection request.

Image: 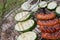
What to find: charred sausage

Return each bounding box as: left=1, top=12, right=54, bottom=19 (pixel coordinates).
left=39, top=24, right=60, bottom=33
left=37, top=19, right=58, bottom=26
left=36, top=12, right=56, bottom=20
left=42, top=31, right=60, bottom=39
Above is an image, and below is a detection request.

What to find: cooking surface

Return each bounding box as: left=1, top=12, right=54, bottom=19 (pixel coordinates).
left=0, top=0, right=60, bottom=40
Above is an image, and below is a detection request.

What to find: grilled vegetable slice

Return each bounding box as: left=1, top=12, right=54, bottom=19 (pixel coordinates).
left=17, top=31, right=37, bottom=40
left=56, top=6, right=60, bottom=16
left=15, top=12, right=32, bottom=21
left=31, top=5, right=38, bottom=12
left=15, top=19, right=36, bottom=32
left=47, top=1, right=57, bottom=10
left=39, top=1, right=47, bottom=8
left=21, top=2, right=31, bottom=10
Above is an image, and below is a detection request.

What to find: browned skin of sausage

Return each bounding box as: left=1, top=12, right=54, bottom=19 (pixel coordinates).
left=36, top=12, right=56, bottom=20
left=58, top=18, right=60, bottom=24
left=42, top=31, right=60, bottom=39
left=39, top=24, right=60, bottom=33
left=37, top=19, right=58, bottom=26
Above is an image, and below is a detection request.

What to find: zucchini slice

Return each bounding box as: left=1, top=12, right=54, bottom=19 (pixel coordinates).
left=47, top=1, right=57, bottom=10
left=15, top=19, right=36, bottom=32
left=21, top=2, right=31, bottom=10
left=15, top=12, right=32, bottom=21
left=17, top=31, right=37, bottom=40
left=31, top=5, right=38, bottom=12
left=38, top=1, right=47, bottom=8
left=56, top=6, right=60, bottom=16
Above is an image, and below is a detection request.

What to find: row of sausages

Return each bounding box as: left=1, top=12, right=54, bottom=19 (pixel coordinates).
left=36, top=12, right=60, bottom=39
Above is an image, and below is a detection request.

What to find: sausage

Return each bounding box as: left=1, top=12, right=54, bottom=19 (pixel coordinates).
left=42, top=31, right=60, bottom=39
left=39, top=24, right=60, bottom=33
left=37, top=19, right=58, bottom=26
left=36, top=12, right=56, bottom=20
left=54, top=24, right=60, bottom=31
left=39, top=26, right=56, bottom=33
left=58, top=18, right=60, bottom=24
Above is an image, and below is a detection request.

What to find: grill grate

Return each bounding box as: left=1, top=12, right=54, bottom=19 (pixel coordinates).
left=0, top=6, right=42, bottom=40
left=0, top=0, right=60, bottom=40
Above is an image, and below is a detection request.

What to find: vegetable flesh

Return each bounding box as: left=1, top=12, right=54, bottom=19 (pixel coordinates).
left=39, top=1, right=47, bottom=8
left=15, top=19, right=35, bottom=31
left=15, top=12, right=31, bottom=21
left=47, top=1, right=57, bottom=10
left=17, top=31, right=37, bottom=40
left=56, top=6, right=60, bottom=14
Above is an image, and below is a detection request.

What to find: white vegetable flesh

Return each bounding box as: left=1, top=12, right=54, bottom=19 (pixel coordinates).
left=15, top=12, right=30, bottom=21
left=15, top=19, right=35, bottom=31
left=47, top=1, right=57, bottom=9
left=17, top=31, right=37, bottom=40
left=56, top=6, right=60, bottom=14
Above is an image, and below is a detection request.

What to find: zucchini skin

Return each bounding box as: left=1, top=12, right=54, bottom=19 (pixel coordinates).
left=47, top=7, right=57, bottom=11
left=47, top=4, right=57, bottom=11
left=56, top=13, right=60, bottom=17
left=47, top=1, right=57, bottom=11
left=20, top=20, right=37, bottom=33
left=15, top=11, right=33, bottom=22
left=19, top=13, right=32, bottom=22
left=17, top=32, right=38, bottom=40
left=38, top=5, right=47, bottom=8
left=38, top=2, right=47, bottom=8
left=35, top=35, right=38, bottom=40
left=15, top=13, right=32, bottom=22
left=55, top=6, right=60, bottom=17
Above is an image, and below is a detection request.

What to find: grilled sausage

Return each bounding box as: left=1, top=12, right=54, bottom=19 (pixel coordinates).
left=37, top=19, right=58, bottom=26
left=36, top=12, right=56, bottom=20
left=42, top=31, right=60, bottom=39
left=39, top=24, right=60, bottom=33
left=58, top=18, right=60, bottom=24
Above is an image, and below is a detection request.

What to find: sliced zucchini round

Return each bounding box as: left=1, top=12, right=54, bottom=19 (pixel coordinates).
left=21, top=2, right=31, bottom=10
left=15, top=12, right=32, bottom=21
left=31, top=5, right=38, bottom=12
left=56, top=6, right=60, bottom=16
left=17, top=31, right=37, bottom=40
left=38, top=1, right=47, bottom=8
left=47, top=1, right=57, bottom=10
left=15, top=19, right=36, bottom=32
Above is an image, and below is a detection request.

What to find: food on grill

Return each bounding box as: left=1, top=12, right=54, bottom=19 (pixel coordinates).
left=39, top=24, right=60, bottom=33
left=56, top=6, right=60, bottom=16
left=58, top=18, right=60, bottom=23
left=47, top=1, right=57, bottom=10
left=17, top=31, right=37, bottom=40
left=15, top=1, right=60, bottom=40
left=37, top=19, right=58, bottom=26
left=31, top=5, right=38, bottom=12
left=38, top=1, right=47, bottom=8
left=15, top=19, right=36, bottom=32
left=21, top=2, right=31, bottom=10
left=42, top=31, right=60, bottom=39
left=15, top=12, right=32, bottom=21
left=36, top=12, right=56, bottom=20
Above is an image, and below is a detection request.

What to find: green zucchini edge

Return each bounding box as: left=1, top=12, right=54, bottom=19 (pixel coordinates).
left=20, top=20, right=37, bottom=33
left=38, top=3, right=47, bottom=8
left=19, top=13, right=32, bottom=22
left=55, top=6, right=60, bottom=17
left=35, top=35, right=38, bottom=40
left=15, top=12, right=32, bottom=22
left=47, top=1, right=57, bottom=11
